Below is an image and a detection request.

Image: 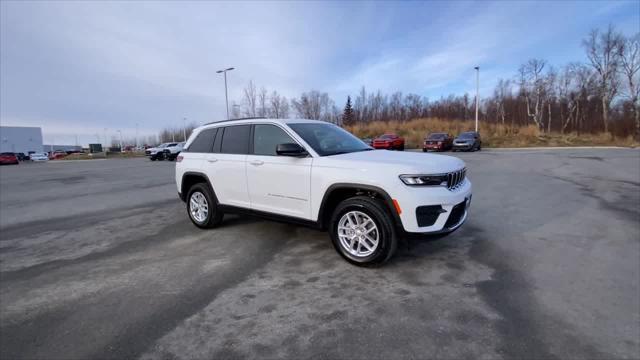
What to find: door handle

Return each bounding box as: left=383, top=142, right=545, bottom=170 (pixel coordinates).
left=207, top=158, right=218, bottom=163
left=250, top=160, right=264, bottom=166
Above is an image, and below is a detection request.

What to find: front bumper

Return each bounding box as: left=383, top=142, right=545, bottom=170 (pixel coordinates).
left=453, top=143, right=474, bottom=150
left=423, top=144, right=444, bottom=151
left=389, top=178, right=472, bottom=234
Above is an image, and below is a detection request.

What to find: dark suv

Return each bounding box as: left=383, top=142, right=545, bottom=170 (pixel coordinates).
left=453, top=131, right=481, bottom=152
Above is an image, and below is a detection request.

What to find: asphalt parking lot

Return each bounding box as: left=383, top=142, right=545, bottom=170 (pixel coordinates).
left=1, top=149, right=639, bottom=360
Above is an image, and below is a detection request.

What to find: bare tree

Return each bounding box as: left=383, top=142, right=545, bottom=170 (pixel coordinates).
left=258, top=87, right=268, bottom=117
left=269, top=91, right=289, bottom=119
left=494, top=79, right=511, bottom=127
left=519, top=59, right=547, bottom=131
left=292, top=90, right=333, bottom=120
left=619, top=33, right=640, bottom=139
left=583, top=25, right=624, bottom=132
left=242, top=80, right=257, bottom=117
left=230, top=101, right=241, bottom=119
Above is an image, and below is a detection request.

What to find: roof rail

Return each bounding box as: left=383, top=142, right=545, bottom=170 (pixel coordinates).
left=203, top=117, right=267, bottom=126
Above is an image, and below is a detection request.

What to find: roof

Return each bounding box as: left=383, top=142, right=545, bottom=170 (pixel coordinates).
left=199, top=118, right=328, bottom=129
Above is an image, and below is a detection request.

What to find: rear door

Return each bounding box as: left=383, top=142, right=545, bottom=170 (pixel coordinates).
left=180, top=127, right=218, bottom=190
left=246, top=124, right=312, bottom=219
left=203, top=125, right=251, bottom=208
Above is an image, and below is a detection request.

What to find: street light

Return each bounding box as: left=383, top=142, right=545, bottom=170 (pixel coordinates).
left=183, top=117, right=187, bottom=141
left=117, top=130, right=123, bottom=151
left=474, top=66, right=480, bottom=133
left=216, top=67, right=235, bottom=120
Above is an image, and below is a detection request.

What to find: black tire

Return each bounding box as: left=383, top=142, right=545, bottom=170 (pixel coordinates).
left=150, top=157, right=156, bottom=161
left=186, top=183, right=224, bottom=229
left=329, top=196, right=398, bottom=266
left=422, top=149, right=427, bottom=152
left=477, top=143, right=482, bottom=151
left=399, top=144, right=405, bottom=151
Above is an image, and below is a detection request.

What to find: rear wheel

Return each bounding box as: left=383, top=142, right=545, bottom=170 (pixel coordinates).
left=187, top=183, right=224, bottom=228
left=399, top=144, right=405, bottom=151
left=329, top=196, right=398, bottom=266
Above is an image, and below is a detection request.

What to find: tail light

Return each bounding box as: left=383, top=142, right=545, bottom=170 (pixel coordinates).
left=176, top=155, right=183, bottom=162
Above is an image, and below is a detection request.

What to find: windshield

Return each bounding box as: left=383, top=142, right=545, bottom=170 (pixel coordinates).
left=459, top=133, right=475, bottom=139
left=427, top=133, right=446, bottom=140
left=379, top=134, right=395, bottom=139
left=288, top=123, right=371, bottom=156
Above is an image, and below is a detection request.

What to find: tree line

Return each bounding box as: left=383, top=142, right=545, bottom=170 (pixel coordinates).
left=162, top=25, right=637, bottom=142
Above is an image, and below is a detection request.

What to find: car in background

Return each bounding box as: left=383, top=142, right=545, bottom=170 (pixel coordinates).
left=164, top=142, right=185, bottom=161
left=372, top=133, right=405, bottom=150
left=145, top=143, right=170, bottom=160
left=29, top=153, right=49, bottom=162
left=453, top=131, right=482, bottom=152
left=0, top=152, right=19, bottom=165
left=360, top=137, right=373, bottom=146
left=50, top=150, right=67, bottom=160
left=15, top=153, right=29, bottom=161
left=423, top=132, right=453, bottom=152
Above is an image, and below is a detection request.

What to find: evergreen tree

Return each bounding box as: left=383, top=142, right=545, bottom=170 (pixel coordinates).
left=342, top=96, right=355, bottom=126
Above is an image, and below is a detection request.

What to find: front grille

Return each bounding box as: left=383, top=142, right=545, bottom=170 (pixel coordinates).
left=446, top=168, right=466, bottom=190
left=444, top=200, right=466, bottom=228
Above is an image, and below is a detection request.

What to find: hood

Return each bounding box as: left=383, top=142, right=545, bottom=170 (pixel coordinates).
left=321, top=150, right=465, bottom=174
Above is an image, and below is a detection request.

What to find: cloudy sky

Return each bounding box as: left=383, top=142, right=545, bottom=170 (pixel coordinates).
left=1, top=0, right=638, bottom=145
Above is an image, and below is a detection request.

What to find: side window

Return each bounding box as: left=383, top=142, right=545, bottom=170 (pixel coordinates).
left=186, top=128, right=217, bottom=153
left=220, top=125, right=250, bottom=154
left=253, top=124, right=296, bottom=156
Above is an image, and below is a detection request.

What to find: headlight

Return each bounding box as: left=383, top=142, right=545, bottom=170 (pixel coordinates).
left=399, top=174, right=448, bottom=186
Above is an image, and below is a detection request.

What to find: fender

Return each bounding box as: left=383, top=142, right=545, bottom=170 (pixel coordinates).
left=180, top=171, right=218, bottom=203
left=317, top=183, right=404, bottom=230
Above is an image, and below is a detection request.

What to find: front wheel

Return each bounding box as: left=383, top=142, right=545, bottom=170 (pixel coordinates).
left=329, top=196, right=398, bottom=266
left=187, top=183, right=223, bottom=228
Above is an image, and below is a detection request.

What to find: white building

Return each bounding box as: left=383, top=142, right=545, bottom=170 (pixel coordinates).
left=0, top=126, right=43, bottom=154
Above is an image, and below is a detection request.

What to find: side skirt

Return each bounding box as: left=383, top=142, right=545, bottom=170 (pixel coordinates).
left=217, top=204, right=323, bottom=230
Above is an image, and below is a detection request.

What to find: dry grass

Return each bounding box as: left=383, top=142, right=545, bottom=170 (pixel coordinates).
left=345, top=118, right=639, bottom=148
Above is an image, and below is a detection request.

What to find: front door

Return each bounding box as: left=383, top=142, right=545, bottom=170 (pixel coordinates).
left=246, top=124, right=312, bottom=219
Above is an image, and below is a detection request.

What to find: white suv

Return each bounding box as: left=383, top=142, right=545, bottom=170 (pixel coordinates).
left=176, top=118, right=472, bottom=266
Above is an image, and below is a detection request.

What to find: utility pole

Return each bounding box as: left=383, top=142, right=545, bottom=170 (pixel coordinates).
left=117, top=130, right=123, bottom=151
left=474, top=66, right=480, bottom=133
left=183, top=117, right=187, bottom=141
left=216, top=67, right=235, bottom=119
left=135, top=123, right=139, bottom=149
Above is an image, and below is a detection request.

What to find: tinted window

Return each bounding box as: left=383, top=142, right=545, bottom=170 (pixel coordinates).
left=380, top=134, right=395, bottom=139
left=427, top=133, right=446, bottom=140
left=289, top=123, right=371, bottom=156
left=253, top=124, right=296, bottom=156
left=186, top=128, right=217, bottom=153
left=459, top=132, right=476, bottom=139
left=220, top=125, right=250, bottom=154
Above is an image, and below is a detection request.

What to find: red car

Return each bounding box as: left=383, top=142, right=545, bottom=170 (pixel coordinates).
left=0, top=152, right=19, bottom=165
left=372, top=134, right=405, bottom=150
left=423, top=132, right=454, bottom=152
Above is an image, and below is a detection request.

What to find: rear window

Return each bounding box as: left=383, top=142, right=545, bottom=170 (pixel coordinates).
left=220, top=125, right=251, bottom=154
left=186, top=128, right=217, bottom=153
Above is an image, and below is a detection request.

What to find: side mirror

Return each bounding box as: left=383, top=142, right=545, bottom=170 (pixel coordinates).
left=276, top=143, right=308, bottom=157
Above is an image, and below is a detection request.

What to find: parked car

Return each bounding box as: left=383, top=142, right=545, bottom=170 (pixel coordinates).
left=29, top=153, right=49, bottom=162
left=145, top=143, right=171, bottom=161
left=50, top=150, right=67, bottom=160
left=372, top=133, right=405, bottom=150
left=15, top=152, right=29, bottom=161
left=176, top=119, right=471, bottom=266
left=453, top=131, right=482, bottom=151
left=164, top=142, right=185, bottom=161
left=423, top=133, right=454, bottom=152
left=0, top=152, right=19, bottom=165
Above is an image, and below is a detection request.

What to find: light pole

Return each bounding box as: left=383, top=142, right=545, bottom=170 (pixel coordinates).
left=183, top=117, right=187, bottom=141
left=474, top=66, right=480, bottom=133
left=216, top=67, right=235, bottom=120
left=117, top=130, right=123, bottom=151
left=135, top=123, right=139, bottom=149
